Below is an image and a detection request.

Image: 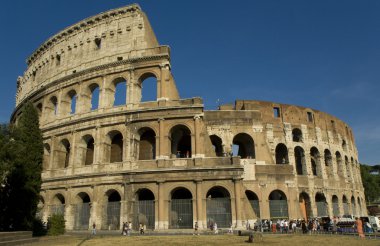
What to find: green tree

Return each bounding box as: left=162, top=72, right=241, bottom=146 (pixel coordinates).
left=360, top=164, right=380, bottom=204
left=0, top=102, right=43, bottom=230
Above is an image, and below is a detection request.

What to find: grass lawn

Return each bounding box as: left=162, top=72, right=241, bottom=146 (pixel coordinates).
left=31, top=234, right=380, bottom=246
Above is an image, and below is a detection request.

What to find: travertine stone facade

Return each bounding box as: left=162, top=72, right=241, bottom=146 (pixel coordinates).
left=12, top=4, right=366, bottom=231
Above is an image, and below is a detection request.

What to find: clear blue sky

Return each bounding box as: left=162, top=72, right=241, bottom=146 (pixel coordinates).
left=0, top=0, right=379, bottom=164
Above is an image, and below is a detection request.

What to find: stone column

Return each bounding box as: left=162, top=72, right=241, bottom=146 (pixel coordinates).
left=157, top=118, right=167, bottom=159
left=193, top=115, right=204, bottom=158
left=234, top=178, right=243, bottom=228
left=65, top=204, right=75, bottom=230
left=157, top=181, right=165, bottom=229
left=195, top=180, right=204, bottom=229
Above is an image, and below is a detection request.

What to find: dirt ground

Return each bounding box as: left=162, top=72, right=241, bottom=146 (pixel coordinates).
left=30, top=233, right=380, bottom=246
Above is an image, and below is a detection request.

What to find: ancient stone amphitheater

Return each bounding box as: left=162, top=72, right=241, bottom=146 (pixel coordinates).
left=11, top=4, right=366, bottom=230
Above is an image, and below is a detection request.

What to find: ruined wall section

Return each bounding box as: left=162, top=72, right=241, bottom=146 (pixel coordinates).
left=16, top=4, right=160, bottom=106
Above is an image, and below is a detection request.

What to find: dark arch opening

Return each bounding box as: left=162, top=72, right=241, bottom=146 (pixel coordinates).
left=315, top=193, right=327, bottom=217
left=68, top=90, right=77, bottom=114
left=77, top=192, right=91, bottom=203
left=206, top=186, right=230, bottom=198
left=108, top=191, right=121, bottom=202
left=294, top=146, right=305, bottom=175
left=292, top=128, right=303, bottom=142
left=50, top=96, right=58, bottom=115
left=172, top=188, right=193, bottom=199
left=84, top=135, right=94, bottom=165
left=310, top=147, right=320, bottom=176
left=232, top=133, right=255, bottom=159
left=134, top=188, right=155, bottom=230
left=137, top=189, right=155, bottom=201
left=324, top=149, right=332, bottom=166
left=269, top=190, right=288, bottom=219
left=170, top=125, right=191, bottom=158
left=139, top=73, right=157, bottom=102
left=210, top=135, right=223, bottom=157
left=275, top=143, right=288, bottom=164
left=245, top=190, right=260, bottom=218
left=138, top=128, right=156, bottom=160
left=110, top=132, right=123, bottom=163
left=206, top=187, right=231, bottom=228
left=170, top=187, right=193, bottom=229
left=299, top=192, right=312, bottom=220
left=269, top=190, right=287, bottom=200
left=60, top=139, right=70, bottom=168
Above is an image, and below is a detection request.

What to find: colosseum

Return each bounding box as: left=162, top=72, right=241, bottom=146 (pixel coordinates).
left=11, top=4, right=366, bottom=230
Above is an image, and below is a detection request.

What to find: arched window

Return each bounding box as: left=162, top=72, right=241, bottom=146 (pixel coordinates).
left=109, top=132, right=123, bottom=163
left=245, top=191, right=260, bottom=218
left=315, top=193, right=327, bottom=217
left=324, top=149, right=333, bottom=177
left=134, top=189, right=155, bottom=229
left=342, top=195, right=349, bottom=215
left=170, top=188, right=193, bottom=229
left=232, top=133, right=255, bottom=159
left=138, top=128, right=156, bottom=160
left=351, top=196, right=356, bottom=216
left=294, top=147, right=306, bottom=175
left=48, top=96, right=58, bottom=117
left=43, top=143, right=51, bottom=170
left=50, top=194, right=65, bottom=215
left=90, top=83, right=100, bottom=110
left=74, top=192, right=91, bottom=230
left=332, top=195, right=339, bottom=216
left=106, top=190, right=121, bottom=230
left=310, top=147, right=320, bottom=177
left=299, top=192, right=312, bottom=220
left=206, top=186, right=232, bottom=228
left=83, top=136, right=94, bottom=165
left=345, top=156, right=350, bottom=178
left=170, top=125, right=191, bottom=158
left=139, top=73, right=157, bottom=102
left=57, top=139, right=70, bottom=168
left=210, top=135, right=223, bottom=157
left=336, top=151, right=343, bottom=177
left=269, top=190, right=288, bottom=219
left=292, top=128, right=303, bottom=142
left=113, top=77, right=127, bottom=106
left=69, top=90, right=77, bottom=114
left=275, top=143, right=288, bottom=164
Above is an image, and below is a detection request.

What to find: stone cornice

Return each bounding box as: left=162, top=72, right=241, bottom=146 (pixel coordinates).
left=27, top=4, right=141, bottom=66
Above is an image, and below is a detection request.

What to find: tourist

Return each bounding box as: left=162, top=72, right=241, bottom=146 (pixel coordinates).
left=355, top=217, right=365, bottom=239
left=214, top=222, right=218, bottom=234
left=139, top=223, right=145, bottom=235
left=92, top=222, right=96, bottom=235
left=194, top=221, right=199, bottom=235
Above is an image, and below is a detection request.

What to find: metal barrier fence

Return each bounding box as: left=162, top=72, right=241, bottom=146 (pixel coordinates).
left=169, top=199, right=193, bottom=229
left=133, top=200, right=155, bottom=230
left=73, top=203, right=90, bottom=230
left=107, top=201, right=121, bottom=230
left=269, top=200, right=288, bottom=219
left=316, top=202, right=328, bottom=217
left=206, top=198, right=232, bottom=228
left=49, top=204, right=65, bottom=215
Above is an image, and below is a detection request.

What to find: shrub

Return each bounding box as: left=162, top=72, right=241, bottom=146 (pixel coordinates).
left=32, top=217, right=47, bottom=237
left=47, top=214, right=65, bottom=236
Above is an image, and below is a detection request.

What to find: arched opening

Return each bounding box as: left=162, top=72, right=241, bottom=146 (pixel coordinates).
left=245, top=191, right=260, bottom=218
left=170, top=125, right=191, bottom=158
left=299, top=192, right=312, bottom=221
left=169, top=188, right=193, bottom=229
left=68, top=90, right=77, bottom=114
left=357, top=198, right=362, bottom=216
left=138, top=128, right=156, bottom=160
left=74, top=192, right=91, bottom=230
left=210, top=135, right=224, bottom=157
left=83, top=135, right=94, bottom=165
left=48, top=96, right=58, bottom=117
left=310, top=147, right=320, bottom=177
left=57, top=139, right=70, bottom=168
left=351, top=196, right=356, bottom=216
left=36, top=103, right=43, bottom=118
left=232, top=133, right=255, bottom=159
left=275, top=143, right=288, bottom=164
left=50, top=194, right=65, bottom=215
left=342, top=195, right=349, bottom=215
left=295, top=146, right=306, bottom=175
left=90, top=83, right=100, bottom=110
left=342, top=140, right=347, bottom=151
left=109, top=131, right=123, bottom=163
left=43, top=143, right=51, bottom=170
left=113, top=77, right=127, bottom=106
left=134, top=189, right=155, bottom=230
left=315, top=193, right=328, bottom=217
left=336, top=152, right=343, bottom=177
left=332, top=195, right=339, bottom=216
left=324, top=149, right=332, bottom=177
left=345, top=156, right=350, bottom=179
left=139, top=73, right=157, bottom=102
left=269, top=190, right=288, bottom=219
left=206, top=186, right=232, bottom=228
left=106, top=190, right=121, bottom=230
left=292, top=128, right=303, bottom=142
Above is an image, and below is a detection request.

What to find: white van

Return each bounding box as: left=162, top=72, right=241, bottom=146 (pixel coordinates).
left=369, top=216, right=380, bottom=232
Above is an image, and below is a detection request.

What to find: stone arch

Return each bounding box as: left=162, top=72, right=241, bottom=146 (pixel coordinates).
left=342, top=139, right=347, bottom=151
left=107, top=130, right=123, bottom=163
left=43, top=143, right=51, bottom=170
left=342, top=195, right=349, bottom=215
left=206, top=186, right=232, bottom=228
left=111, top=77, right=127, bottom=106
left=299, top=192, right=312, bottom=221
left=169, top=187, right=193, bottom=229
left=332, top=195, right=339, bottom=216
left=310, top=147, right=321, bottom=177
left=351, top=196, right=356, bottom=216
left=245, top=190, right=260, bottom=218
left=134, top=188, right=155, bottom=229
left=73, top=192, right=91, bottom=230
left=36, top=102, right=43, bottom=118
left=336, top=151, right=343, bottom=177
left=294, top=146, right=306, bottom=175
left=104, top=189, right=121, bottom=230
left=232, top=133, right=255, bottom=159
left=89, top=83, right=100, bottom=111
left=315, top=193, right=328, bottom=217
left=138, top=72, right=158, bottom=102
left=138, top=127, right=156, bottom=160
left=269, top=190, right=288, bottom=219
left=81, top=135, right=95, bottom=165
left=56, top=139, right=70, bottom=169
left=50, top=193, right=65, bottom=215
left=61, top=89, right=77, bottom=116
left=46, top=95, right=58, bottom=118
left=345, top=156, right=350, bottom=178
left=275, top=143, right=289, bottom=164
left=292, top=128, right=303, bottom=142
left=324, top=149, right=333, bottom=177
left=170, top=124, right=192, bottom=158
left=357, top=197, right=362, bottom=216
left=210, top=134, right=224, bottom=157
